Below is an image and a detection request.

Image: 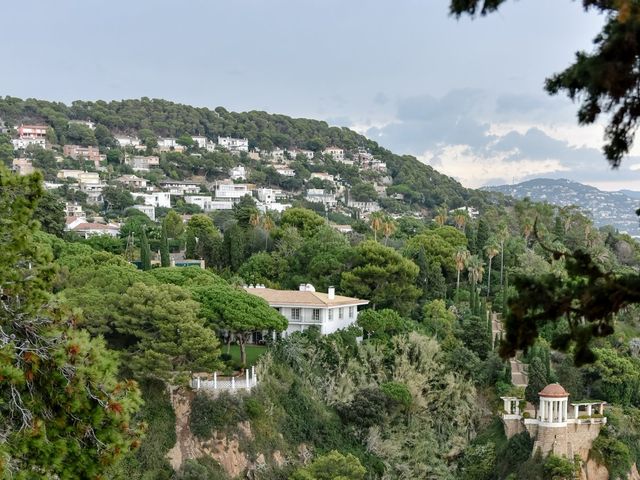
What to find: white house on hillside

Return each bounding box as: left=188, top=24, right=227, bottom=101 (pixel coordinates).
left=245, top=284, right=369, bottom=336
left=218, top=136, right=249, bottom=152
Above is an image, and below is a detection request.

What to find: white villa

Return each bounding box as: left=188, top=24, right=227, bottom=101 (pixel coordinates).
left=245, top=284, right=369, bottom=336
left=305, top=188, right=337, bottom=207
left=323, top=146, right=345, bottom=161
left=230, top=165, right=247, bottom=180
left=136, top=191, right=172, bottom=208
left=218, top=136, right=249, bottom=152
left=214, top=182, right=253, bottom=203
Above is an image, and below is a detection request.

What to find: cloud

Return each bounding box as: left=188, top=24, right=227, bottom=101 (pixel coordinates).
left=373, top=92, right=389, bottom=105
left=367, top=89, right=640, bottom=188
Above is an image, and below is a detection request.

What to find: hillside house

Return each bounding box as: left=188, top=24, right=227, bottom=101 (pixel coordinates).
left=192, top=135, right=216, bottom=151
left=131, top=204, right=156, bottom=221
left=230, top=165, right=247, bottom=180
left=135, top=192, right=171, bottom=208
left=116, top=174, right=147, bottom=190
left=245, top=284, right=368, bottom=336
left=310, top=172, right=335, bottom=183
left=275, top=166, right=295, bottom=177
left=65, top=202, right=84, bottom=217
left=347, top=199, right=381, bottom=214
left=218, top=136, right=249, bottom=152
left=68, top=120, right=95, bottom=130
left=63, top=145, right=105, bottom=168
left=305, top=188, right=337, bottom=207
left=65, top=217, right=120, bottom=238
left=126, top=155, right=160, bottom=172
left=160, top=180, right=200, bottom=196
left=12, top=138, right=47, bottom=150
left=323, top=146, right=345, bottom=162
left=17, top=124, right=47, bottom=139
left=12, top=158, right=34, bottom=176
left=287, top=148, right=314, bottom=160
left=214, top=182, right=253, bottom=203
left=115, top=136, right=141, bottom=148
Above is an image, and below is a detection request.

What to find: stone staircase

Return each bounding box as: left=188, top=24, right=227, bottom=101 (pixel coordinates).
left=491, top=312, right=529, bottom=388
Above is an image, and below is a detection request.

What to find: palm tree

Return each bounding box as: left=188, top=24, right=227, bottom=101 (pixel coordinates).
left=434, top=204, right=448, bottom=227
left=453, top=209, right=469, bottom=231
left=261, top=214, right=275, bottom=250
left=370, top=213, right=384, bottom=242
left=466, top=254, right=485, bottom=292
left=454, top=248, right=470, bottom=299
left=382, top=219, right=396, bottom=245
left=485, top=241, right=499, bottom=297
left=249, top=212, right=260, bottom=229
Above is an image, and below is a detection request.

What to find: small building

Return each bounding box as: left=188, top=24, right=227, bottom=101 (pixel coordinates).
left=218, top=136, right=249, bottom=152
left=115, top=136, right=141, bottom=148
left=323, top=146, right=345, bottom=162
left=65, top=202, right=84, bottom=217
left=116, top=174, right=147, bottom=190
left=244, top=284, right=369, bottom=336
left=275, top=166, right=295, bottom=177
left=17, top=124, right=48, bottom=139
left=347, top=199, right=381, bottom=214
left=66, top=217, right=120, bottom=238
left=159, top=180, right=200, bottom=196
left=68, top=120, right=95, bottom=130
left=255, top=187, right=281, bottom=204
left=12, top=158, right=34, bottom=176
left=131, top=204, right=156, bottom=221
left=449, top=206, right=480, bottom=220
left=184, top=195, right=214, bottom=212
left=191, top=135, right=215, bottom=151
left=12, top=138, right=47, bottom=150
left=287, top=148, right=314, bottom=160
left=63, top=145, right=105, bottom=168
left=214, top=182, right=253, bottom=203
left=135, top=192, right=172, bottom=208
left=310, top=172, right=335, bottom=183
left=501, top=383, right=607, bottom=461
left=125, top=155, right=160, bottom=172
left=230, top=165, right=247, bottom=180
left=305, top=188, right=337, bottom=207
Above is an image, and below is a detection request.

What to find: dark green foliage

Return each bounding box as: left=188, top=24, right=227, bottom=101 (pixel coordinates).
left=110, top=379, right=177, bottom=480
left=189, top=392, right=248, bottom=439
left=337, top=387, right=390, bottom=430
left=160, top=221, right=170, bottom=267
left=458, top=313, right=491, bottom=360
left=139, top=226, right=151, bottom=270
left=176, top=458, right=229, bottom=480
left=542, top=454, right=578, bottom=480
left=525, top=357, right=550, bottom=407
left=33, top=190, right=65, bottom=237
left=591, top=428, right=632, bottom=480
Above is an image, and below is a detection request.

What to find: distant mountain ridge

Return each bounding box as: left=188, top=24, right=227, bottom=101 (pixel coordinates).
left=484, top=178, right=640, bottom=237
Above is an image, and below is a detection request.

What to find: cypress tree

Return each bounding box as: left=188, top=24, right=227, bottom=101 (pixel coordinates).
left=140, top=226, right=151, bottom=271
left=475, top=217, right=490, bottom=253
left=160, top=221, right=170, bottom=267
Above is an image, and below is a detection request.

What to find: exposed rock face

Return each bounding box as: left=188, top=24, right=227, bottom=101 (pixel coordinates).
left=166, top=387, right=251, bottom=478
left=578, top=460, right=640, bottom=480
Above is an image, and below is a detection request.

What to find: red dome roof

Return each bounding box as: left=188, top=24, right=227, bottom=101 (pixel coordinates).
left=539, top=383, right=569, bottom=398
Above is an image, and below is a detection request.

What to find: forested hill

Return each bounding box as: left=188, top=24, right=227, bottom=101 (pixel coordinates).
left=0, top=96, right=500, bottom=210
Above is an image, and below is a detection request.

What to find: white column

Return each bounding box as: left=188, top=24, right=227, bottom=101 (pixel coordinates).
left=504, top=398, right=510, bottom=413
left=251, top=366, right=256, bottom=385
left=562, top=400, right=567, bottom=421
left=540, top=400, right=545, bottom=421
left=575, top=404, right=579, bottom=419
left=599, top=403, right=604, bottom=415
left=245, top=369, right=250, bottom=390
left=196, top=376, right=201, bottom=390
left=213, top=372, right=217, bottom=389
left=587, top=404, right=592, bottom=417
left=231, top=376, right=236, bottom=390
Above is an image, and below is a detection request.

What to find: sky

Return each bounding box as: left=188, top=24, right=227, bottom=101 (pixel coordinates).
left=3, top=0, right=640, bottom=191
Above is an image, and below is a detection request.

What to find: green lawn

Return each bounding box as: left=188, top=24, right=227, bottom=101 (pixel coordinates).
left=228, top=344, right=268, bottom=367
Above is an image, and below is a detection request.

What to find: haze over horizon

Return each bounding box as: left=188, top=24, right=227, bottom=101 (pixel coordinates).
left=3, top=0, right=640, bottom=191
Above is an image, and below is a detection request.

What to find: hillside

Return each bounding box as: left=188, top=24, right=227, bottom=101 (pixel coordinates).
left=0, top=96, right=502, bottom=213
left=484, top=178, right=640, bottom=237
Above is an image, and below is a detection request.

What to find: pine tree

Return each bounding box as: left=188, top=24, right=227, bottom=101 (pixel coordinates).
left=160, top=221, right=170, bottom=267
left=0, top=166, right=142, bottom=477
left=140, top=226, right=151, bottom=271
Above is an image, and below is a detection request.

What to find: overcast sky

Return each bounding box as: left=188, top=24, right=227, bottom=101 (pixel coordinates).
left=3, top=0, right=639, bottom=190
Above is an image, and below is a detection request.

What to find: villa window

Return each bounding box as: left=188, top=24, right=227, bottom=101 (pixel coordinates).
left=291, top=308, right=300, bottom=321
left=328, top=309, right=333, bottom=320
left=339, top=308, right=344, bottom=319
left=349, top=306, right=354, bottom=318
left=312, top=309, right=320, bottom=321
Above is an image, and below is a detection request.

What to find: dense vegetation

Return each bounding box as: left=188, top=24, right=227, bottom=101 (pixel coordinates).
left=3, top=94, right=640, bottom=478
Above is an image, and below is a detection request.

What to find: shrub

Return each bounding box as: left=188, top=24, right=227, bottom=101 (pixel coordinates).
left=190, top=392, right=248, bottom=439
